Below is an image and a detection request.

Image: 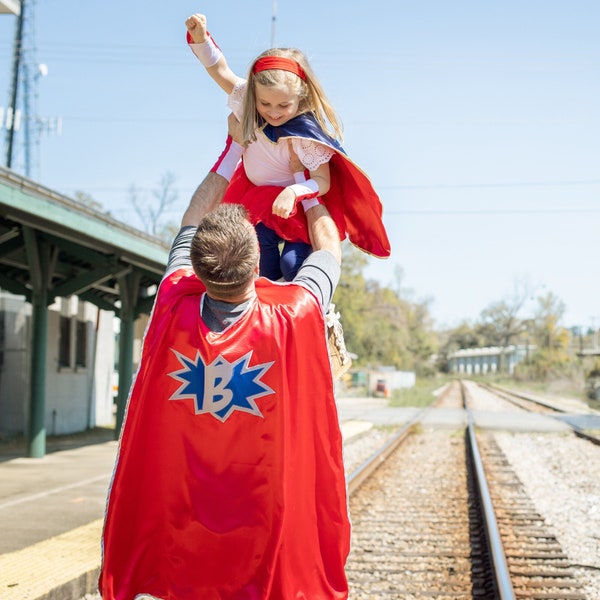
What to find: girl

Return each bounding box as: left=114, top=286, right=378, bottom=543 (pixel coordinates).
left=185, top=13, right=390, bottom=282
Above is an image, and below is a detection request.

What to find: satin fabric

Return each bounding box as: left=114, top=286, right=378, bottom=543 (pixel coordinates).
left=223, top=113, right=391, bottom=259
left=99, top=270, right=350, bottom=599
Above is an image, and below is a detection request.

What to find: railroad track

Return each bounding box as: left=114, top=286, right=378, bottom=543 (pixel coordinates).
left=344, top=380, right=588, bottom=599
left=477, top=381, right=569, bottom=414
left=472, top=380, right=600, bottom=446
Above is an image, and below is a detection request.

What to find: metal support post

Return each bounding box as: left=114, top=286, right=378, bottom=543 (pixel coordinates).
left=28, top=286, right=48, bottom=457
left=115, top=313, right=134, bottom=440
left=22, top=226, right=55, bottom=457
left=115, top=271, right=141, bottom=439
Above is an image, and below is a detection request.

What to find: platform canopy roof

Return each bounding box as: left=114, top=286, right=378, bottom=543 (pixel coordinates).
left=0, top=166, right=170, bottom=317
left=0, top=0, right=20, bottom=15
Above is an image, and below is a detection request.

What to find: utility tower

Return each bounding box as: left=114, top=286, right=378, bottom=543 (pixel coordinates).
left=2, top=0, right=57, bottom=178
left=3, top=0, right=25, bottom=169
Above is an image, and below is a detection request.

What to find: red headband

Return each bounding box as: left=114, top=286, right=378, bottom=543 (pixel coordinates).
left=252, top=56, right=306, bottom=81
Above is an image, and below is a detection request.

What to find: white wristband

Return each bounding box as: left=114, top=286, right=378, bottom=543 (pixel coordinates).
left=288, top=179, right=319, bottom=200
left=189, top=34, right=223, bottom=68
left=301, top=198, right=321, bottom=211
left=210, top=136, right=244, bottom=182
left=293, top=171, right=307, bottom=184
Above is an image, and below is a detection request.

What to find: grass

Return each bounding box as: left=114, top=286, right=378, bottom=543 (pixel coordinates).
left=470, top=374, right=585, bottom=400
left=389, top=376, right=453, bottom=407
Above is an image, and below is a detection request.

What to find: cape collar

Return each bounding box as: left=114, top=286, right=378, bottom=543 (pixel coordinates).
left=261, top=113, right=345, bottom=154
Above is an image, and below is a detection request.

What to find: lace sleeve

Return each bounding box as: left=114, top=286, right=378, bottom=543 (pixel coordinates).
left=227, top=78, right=247, bottom=121
left=292, top=138, right=335, bottom=171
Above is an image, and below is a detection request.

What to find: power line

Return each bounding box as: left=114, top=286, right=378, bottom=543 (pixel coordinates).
left=2, top=39, right=590, bottom=71
left=54, top=184, right=600, bottom=218
left=378, top=179, right=600, bottom=191
left=383, top=208, right=600, bottom=216
left=55, top=176, right=600, bottom=195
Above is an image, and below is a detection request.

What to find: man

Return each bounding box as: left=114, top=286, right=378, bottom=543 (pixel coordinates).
left=98, top=126, right=351, bottom=599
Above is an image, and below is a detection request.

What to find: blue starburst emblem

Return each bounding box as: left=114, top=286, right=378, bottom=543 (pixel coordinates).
left=168, top=349, right=274, bottom=422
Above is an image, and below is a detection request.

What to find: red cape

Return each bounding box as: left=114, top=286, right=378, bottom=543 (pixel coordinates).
left=99, top=271, right=350, bottom=599
left=223, top=138, right=391, bottom=259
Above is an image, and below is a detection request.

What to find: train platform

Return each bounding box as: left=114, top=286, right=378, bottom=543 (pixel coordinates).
left=0, top=398, right=592, bottom=600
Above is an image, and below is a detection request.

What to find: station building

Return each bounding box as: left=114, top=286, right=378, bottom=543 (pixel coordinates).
left=0, top=290, right=116, bottom=436
left=448, top=345, right=535, bottom=375
left=0, top=167, right=167, bottom=456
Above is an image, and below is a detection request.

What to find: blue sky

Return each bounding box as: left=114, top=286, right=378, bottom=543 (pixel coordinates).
left=1, top=1, right=598, bottom=330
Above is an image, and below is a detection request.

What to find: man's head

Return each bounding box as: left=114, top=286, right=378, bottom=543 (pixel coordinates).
left=190, top=204, right=259, bottom=301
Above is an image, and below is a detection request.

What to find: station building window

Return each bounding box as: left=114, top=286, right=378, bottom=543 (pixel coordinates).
left=57, top=298, right=88, bottom=370
left=59, top=315, right=72, bottom=368
left=76, top=320, right=87, bottom=368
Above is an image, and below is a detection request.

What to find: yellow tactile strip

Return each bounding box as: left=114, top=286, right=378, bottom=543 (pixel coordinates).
left=0, top=519, right=103, bottom=600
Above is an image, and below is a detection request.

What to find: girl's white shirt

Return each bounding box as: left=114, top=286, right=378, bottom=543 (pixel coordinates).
left=228, top=79, right=334, bottom=187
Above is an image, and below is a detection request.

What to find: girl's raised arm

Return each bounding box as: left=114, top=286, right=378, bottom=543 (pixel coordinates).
left=185, top=13, right=238, bottom=95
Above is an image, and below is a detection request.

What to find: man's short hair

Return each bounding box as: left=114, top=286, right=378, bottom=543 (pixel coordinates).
left=190, top=204, right=259, bottom=299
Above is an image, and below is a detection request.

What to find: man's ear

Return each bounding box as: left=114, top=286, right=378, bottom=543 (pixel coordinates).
left=254, top=246, right=260, bottom=276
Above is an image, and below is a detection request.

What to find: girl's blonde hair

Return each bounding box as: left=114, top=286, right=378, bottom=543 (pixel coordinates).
left=241, top=48, right=343, bottom=145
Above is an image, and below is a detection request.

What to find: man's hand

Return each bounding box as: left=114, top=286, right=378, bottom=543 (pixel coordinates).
left=185, top=13, right=209, bottom=43
left=305, top=204, right=341, bottom=264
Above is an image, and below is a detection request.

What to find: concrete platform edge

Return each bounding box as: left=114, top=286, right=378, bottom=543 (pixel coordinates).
left=42, top=568, right=99, bottom=600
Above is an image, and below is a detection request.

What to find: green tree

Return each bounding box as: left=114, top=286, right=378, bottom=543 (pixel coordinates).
left=436, top=320, right=481, bottom=372
left=441, top=320, right=483, bottom=352
left=404, top=298, right=437, bottom=375
left=333, top=243, right=371, bottom=362
left=333, top=244, right=437, bottom=372
left=532, top=291, right=567, bottom=351
left=479, top=278, right=534, bottom=371
left=514, top=290, right=577, bottom=381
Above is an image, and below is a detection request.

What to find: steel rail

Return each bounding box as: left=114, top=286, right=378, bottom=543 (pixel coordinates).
left=479, top=381, right=600, bottom=446
left=481, top=381, right=567, bottom=412
left=345, top=411, right=423, bottom=496
left=462, top=382, right=515, bottom=600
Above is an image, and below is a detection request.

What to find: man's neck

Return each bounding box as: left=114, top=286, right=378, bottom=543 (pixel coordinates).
left=207, top=283, right=256, bottom=305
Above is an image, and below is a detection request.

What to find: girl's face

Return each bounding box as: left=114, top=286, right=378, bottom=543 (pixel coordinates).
left=255, top=82, right=301, bottom=127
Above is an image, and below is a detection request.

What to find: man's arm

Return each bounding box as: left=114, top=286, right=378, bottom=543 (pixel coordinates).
left=293, top=204, right=341, bottom=310
left=166, top=114, right=243, bottom=278
left=168, top=170, right=228, bottom=277
left=181, top=172, right=229, bottom=228
left=181, top=113, right=243, bottom=228
left=286, top=139, right=340, bottom=262
left=304, top=204, right=342, bottom=265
